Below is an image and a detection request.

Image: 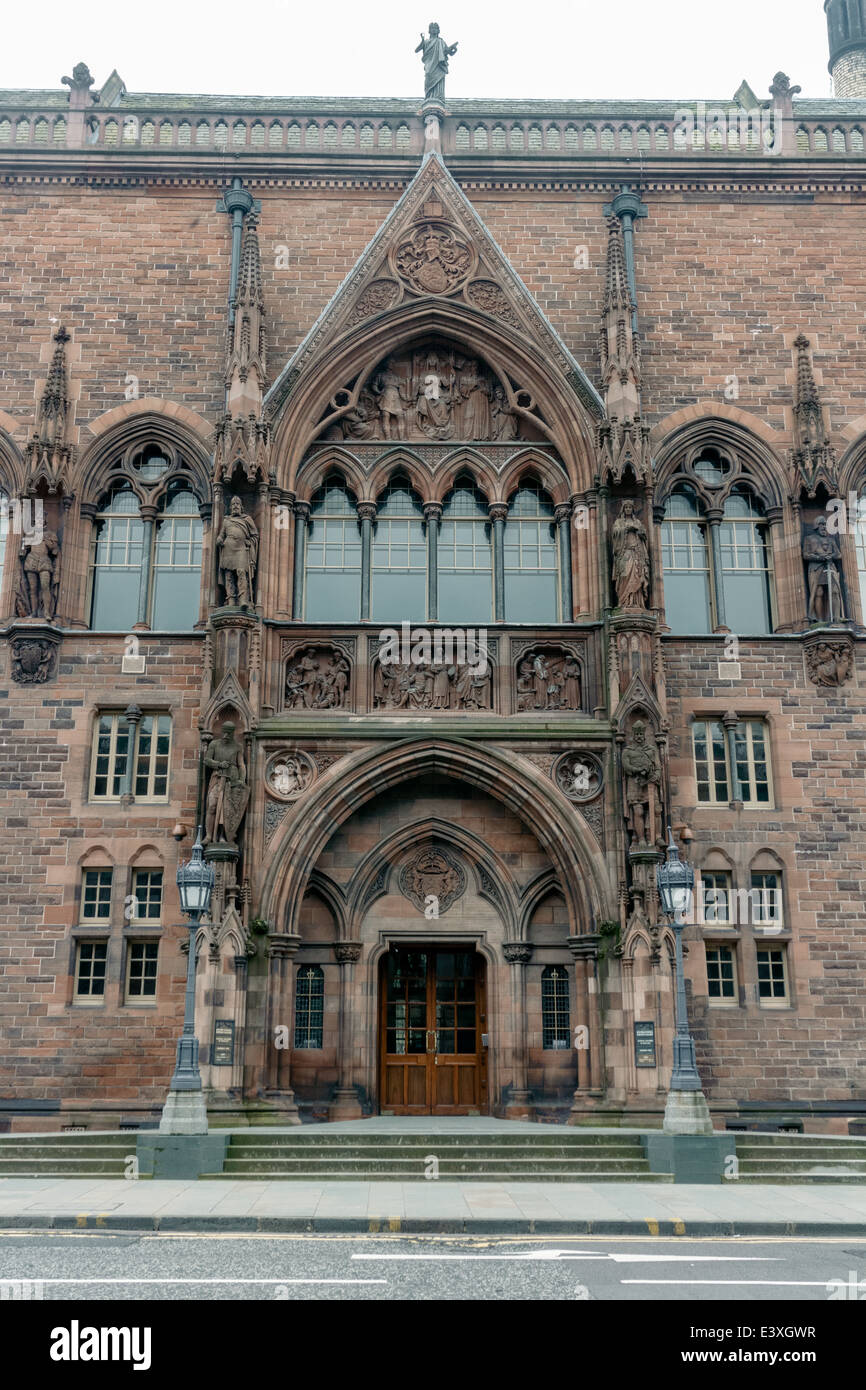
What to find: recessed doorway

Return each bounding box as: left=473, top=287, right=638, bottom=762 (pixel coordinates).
left=379, top=945, right=487, bottom=1114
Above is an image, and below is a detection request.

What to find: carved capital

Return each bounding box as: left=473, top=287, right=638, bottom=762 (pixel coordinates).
left=488, top=503, right=508, bottom=523
left=503, top=941, right=532, bottom=965
left=356, top=502, right=377, bottom=522
left=423, top=502, right=443, bottom=523
left=334, top=941, right=362, bottom=964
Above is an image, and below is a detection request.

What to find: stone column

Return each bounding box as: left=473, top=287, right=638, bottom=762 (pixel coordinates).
left=423, top=502, right=441, bottom=621
left=567, top=934, right=603, bottom=1122
left=134, top=504, right=156, bottom=628
left=489, top=503, right=507, bottom=622
left=231, top=953, right=249, bottom=1093
left=554, top=503, right=574, bottom=620
left=121, top=703, right=141, bottom=805
left=706, top=507, right=728, bottom=631
left=357, top=502, right=376, bottom=622
left=291, top=503, right=309, bottom=621
left=265, top=933, right=301, bottom=1122
left=331, top=942, right=364, bottom=1120
left=503, top=942, right=533, bottom=1119
left=721, top=707, right=743, bottom=807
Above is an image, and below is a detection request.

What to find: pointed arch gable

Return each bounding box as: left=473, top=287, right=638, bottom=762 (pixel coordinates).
left=500, top=449, right=571, bottom=507
left=345, top=814, right=521, bottom=938
left=268, top=303, right=598, bottom=496
left=432, top=448, right=499, bottom=504
left=653, top=410, right=787, bottom=512
left=76, top=405, right=213, bottom=506
left=368, top=452, right=430, bottom=505
left=294, top=448, right=366, bottom=505
left=258, top=739, right=613, bottom=939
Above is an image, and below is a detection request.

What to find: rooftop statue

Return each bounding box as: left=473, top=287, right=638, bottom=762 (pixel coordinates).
left=416, top=23, right=458, bottom=102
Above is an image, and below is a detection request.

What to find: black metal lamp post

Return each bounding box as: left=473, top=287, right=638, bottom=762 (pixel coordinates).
left=657, top=826, right=713, bottom=1134
left=158, top=827, right=215, bottom=1135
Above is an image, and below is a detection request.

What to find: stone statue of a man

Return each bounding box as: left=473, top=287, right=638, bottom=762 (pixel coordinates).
left=204, top=720, right=249, bottom=846
left=416, top=23, right=458, bottom=102
left=217, top=496, right=258, bottom=607
left=20, top=528, right=61, bottom=620
left=803, top=515, right=845, bottom=623
left=622, top=720, right=661, bottom=847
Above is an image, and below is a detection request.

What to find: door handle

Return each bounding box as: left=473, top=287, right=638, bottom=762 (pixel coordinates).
left=426, top=1029, right=436, bottom=1053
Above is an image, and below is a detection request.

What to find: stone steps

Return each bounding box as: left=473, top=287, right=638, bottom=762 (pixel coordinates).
left=0, top=1135, right=132, bottom=1177
left=733, top=1135, right=866, bottom=1183
left=211, top=1131, right=662, bottom=1180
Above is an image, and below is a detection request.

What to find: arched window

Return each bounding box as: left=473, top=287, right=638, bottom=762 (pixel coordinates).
left=305, top=475, right=360, bottom=622
left=90, top=484, right=145, bottom=630
left=371, top=474, right=426, bottom=622
left=541, top=966, right=570, bottom=1049
left=504, top=483, right=558, bottom=621
left=294, top=964, right=324, bottom=1049
left=90, top=470, right=203, bottom=631
left=438, top=475, right=492, bottom=623
left=719, top=488, right=773, bottom=633
left=661, top=487, right=712, bottom=633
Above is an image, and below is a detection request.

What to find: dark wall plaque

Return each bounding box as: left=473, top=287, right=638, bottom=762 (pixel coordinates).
left=212, top=1018, right=235, bottom=1067
left=634, top=1020, right=656, bottom=1068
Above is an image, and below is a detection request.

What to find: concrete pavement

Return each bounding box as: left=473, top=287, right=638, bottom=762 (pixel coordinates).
left=1, top=1175, right=866, bottom=1236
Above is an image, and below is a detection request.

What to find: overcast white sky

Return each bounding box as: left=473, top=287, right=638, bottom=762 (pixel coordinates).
left=1, top=0, right=836, bottom=101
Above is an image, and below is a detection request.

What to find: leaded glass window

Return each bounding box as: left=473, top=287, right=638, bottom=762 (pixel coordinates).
left=294, top=965, right=324, bottom=1049
left=152, top=488, right=202, bottom=628
left=90, top=486, right=144, bottom=629
left=541, top=966, right=570, bottom=1049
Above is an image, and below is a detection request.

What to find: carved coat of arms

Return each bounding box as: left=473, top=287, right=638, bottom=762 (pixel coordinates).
left=399, top=847, right=466, bottom=915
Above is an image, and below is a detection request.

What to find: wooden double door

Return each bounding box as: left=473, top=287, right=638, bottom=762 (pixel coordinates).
left=379, top=946, right=487, bottom=1114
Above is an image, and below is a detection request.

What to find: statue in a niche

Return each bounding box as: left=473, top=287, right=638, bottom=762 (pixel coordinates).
left=622, top=720, right=661, bottom=848
left=216, top=496, right=258, bottom=607
left=803, top=515, right=846, bottom=623
left=612, top=500, right=649, bottom=609
left=204, top=720, right=249, bottom=847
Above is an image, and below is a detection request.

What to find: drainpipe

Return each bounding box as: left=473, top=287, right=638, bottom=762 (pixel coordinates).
left=605, top=184, right=648, bottom=336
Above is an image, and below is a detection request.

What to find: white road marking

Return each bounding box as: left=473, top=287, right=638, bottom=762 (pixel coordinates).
left=0, top=1277, right=386, bottom=1285
left=622, top=1280, right=831, bottom=1287
left=352, top=1250, right=781, bottom=1263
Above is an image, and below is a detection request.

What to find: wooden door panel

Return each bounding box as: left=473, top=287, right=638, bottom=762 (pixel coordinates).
left=380, top=946, right=485, bottom=1115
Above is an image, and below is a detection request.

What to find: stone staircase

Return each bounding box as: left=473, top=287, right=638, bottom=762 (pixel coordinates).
left=205, top=1130, right=671, bottom=1181
left=0, top=1132, right=132, bottom=1178
left=733, top=1133, right=866, bottom=1183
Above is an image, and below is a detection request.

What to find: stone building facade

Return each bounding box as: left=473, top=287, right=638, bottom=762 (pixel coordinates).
left=0, top=10, right=864, bottom=1133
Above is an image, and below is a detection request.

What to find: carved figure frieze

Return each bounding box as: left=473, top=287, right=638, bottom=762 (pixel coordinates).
left=323, top=346, right=536, bottom=443
left=516, top=650, right=582, bottom=712
left=373, top=653, right=492, bottom=711
left=217, top=497, right=258, bottom=607
left=285, top=647, right=350, bottom=710
left=399, top=847, right=466, bottom=915
left=265, top=750, right=316, bottom=802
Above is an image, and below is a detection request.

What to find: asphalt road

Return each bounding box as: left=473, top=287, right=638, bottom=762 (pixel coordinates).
left=0, top=1232, right=865, bottom=1301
